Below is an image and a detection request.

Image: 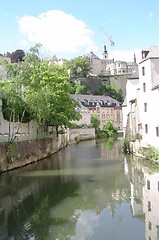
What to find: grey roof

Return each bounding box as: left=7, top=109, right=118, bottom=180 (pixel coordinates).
left=147, top=46, right=159, bottom=58
left=75, top=102, right=90, bottom=113
left=128, top=70, right=139, bottom=79
left=70, top=94, right=120, bottom=105
left=152, top=84, right=159, bottom=90
left=71, top=93, right=118, bottom=102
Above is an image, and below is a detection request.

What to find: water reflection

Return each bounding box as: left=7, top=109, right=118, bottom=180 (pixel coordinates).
left=0, top=139, right=159, bottom=239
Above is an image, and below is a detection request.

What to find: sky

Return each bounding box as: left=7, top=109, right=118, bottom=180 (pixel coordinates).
left=0, top=0, right=159, bottom=63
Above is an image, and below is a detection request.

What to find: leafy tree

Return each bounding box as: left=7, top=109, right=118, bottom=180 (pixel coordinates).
left=71, top=82, right=88, bottom=94
left=0, top=44, right=81, bottom=140
left=102, top=120, right=117, bottom=137
left=10, top=49, right=25, bottom=63
left=99, top=83, right=123, bottom=102
left=91, top=115, right=100, bottom=130
left=68, top=56, right=91, bottom=78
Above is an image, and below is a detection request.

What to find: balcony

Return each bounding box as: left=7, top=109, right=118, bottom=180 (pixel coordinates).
left=136, top=133, right=142, bottom=140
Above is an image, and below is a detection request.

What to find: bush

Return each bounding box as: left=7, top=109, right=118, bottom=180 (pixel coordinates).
left=122, top=138, right=131, bottom=153
left=102, top=120, right=117, bottom=137
left=139, top=145, right=159, bottom=160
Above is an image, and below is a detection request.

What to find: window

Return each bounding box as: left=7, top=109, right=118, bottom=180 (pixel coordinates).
left=148, top=201, right=151, bottom=211
left=144, top=103, right=147, bottom=112
left=148, top=221, right=152, bottom=230
left=157, top=225, right=159, bottom=239
left=156, top=127, right=159, bottom=137
left=142, top=66, right=145, bottom=76
left=96, top=107, right=100, bottom=113
left=143, top=83, right=146, bottom=92
left=147, top=180, right=150, bottom=190
left=145, top=124, right=148, bottom=133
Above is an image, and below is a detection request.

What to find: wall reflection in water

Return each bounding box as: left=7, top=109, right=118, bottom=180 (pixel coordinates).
left=0, top=139, right=159, bottom=239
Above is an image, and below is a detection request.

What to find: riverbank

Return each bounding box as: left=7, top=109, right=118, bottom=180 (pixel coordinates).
left=0, top=128, right=95, bottom=173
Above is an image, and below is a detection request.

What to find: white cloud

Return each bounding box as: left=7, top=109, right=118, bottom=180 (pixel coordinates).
left=108, top=48, right=142, bottom=63
left=17, top=10, right=98, bottom=58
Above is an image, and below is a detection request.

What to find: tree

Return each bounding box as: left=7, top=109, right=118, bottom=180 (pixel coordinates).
left=91, top=115, right=100, bottom=130
left=0, top=44, right=81, bottom=140
left=102, top=120, right=117, bottom=137
left=68, top=56, right=91, bottom=78
left=99, top=83, right=123, bottom=102
left=71, top=82, right=88, bottom=94
left=10, top=49, right=25, bottom=63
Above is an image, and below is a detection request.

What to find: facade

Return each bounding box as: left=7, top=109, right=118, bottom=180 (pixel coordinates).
left=87, top=46, right=137, bottom=76
left=87, top=47, right=113, bottom=76
left=71, top=94, right=122, bottom=129
left=72, top=102, right=91, bottom=126
left=0, top=55, right=11, bottom=63
left=106, top=60, right=138, bottom=75
left=143, top=169, right=159, bottom=240
left=123, top=46, right=159, bottom=151
left=122, top=71, right=139, bottom=138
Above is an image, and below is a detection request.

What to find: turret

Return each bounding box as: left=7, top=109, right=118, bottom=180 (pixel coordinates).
left=103, top=45, right=108, bottom=59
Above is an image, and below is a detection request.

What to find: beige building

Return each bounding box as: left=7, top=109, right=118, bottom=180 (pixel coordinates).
left=87, top=46, right=137, bottom=76
left=71, top=94, right=122, bottom=129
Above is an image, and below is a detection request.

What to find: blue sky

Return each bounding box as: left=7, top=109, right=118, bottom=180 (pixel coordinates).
left=0, top=0, right=159, bottom=62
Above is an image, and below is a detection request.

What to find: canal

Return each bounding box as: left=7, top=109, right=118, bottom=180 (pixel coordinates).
left=0, top=139, right=158, bottom=240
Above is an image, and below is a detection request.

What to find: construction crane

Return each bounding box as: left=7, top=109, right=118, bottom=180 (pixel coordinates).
left=99, top=25, right=115, bottom=47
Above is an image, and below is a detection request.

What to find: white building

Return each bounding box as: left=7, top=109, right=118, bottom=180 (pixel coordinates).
left=137, top=46, right=159, bottom=149
left=142, top=169, right=159, bottom=240
left=124, top=46, right=159, bottom=151
left=122, top=71, right=139, bottom=138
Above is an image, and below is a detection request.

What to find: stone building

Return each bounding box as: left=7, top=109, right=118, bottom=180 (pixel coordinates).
left=71, top=94, right=122, bottom=129
left=87, top=45, right=138, bottom=76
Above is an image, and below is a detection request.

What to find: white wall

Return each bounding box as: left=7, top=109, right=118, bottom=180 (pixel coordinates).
left=138, top=58, right=159, bottom=149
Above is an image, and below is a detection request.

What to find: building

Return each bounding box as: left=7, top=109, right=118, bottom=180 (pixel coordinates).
left=106, top=59, right=138, bottom=76
left=87, top=46, right=114, bottom=76
left=72, top=102, right=91, bottom=126
left=87, top=45, right=137, bottom=76
left=122, top=70, right=139, bottom=138
left=142, top=169, right=159, bottom=240
left=0, top=55, right=11, bottom=63
left=123, top=45, right=159, bottom=151
left=71, top=94, right=122, bottom=129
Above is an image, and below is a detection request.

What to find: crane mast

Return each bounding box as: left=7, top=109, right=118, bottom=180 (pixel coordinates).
left=99, top=25, right=115, bottom=47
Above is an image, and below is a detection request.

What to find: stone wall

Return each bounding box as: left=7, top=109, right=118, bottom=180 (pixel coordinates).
left=0, top=128, right=95, bottom=172
left=0, top=133, right=66, bottom=172
left=68, top=128, right=95, bottom=143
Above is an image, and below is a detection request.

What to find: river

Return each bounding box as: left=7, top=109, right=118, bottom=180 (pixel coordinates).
left=0, top=139, right=158, bottom=240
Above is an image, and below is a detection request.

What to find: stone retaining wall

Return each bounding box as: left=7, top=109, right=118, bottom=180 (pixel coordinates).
left=0, top=128, right=95, bottom=172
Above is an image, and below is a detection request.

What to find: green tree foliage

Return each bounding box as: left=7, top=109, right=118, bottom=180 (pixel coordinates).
left=67, top=56, right=91, bottom=78
left=71, top=82, right=88, bottom=94
left=0, top=44, right=81, bottom=135
left=102, top=120, right=117, bottom=137
left=91, top=114, right=100, bottom=130
left=99, top=83, right=123, bottom=102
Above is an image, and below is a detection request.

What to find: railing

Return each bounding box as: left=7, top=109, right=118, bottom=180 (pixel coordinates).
left=0, top=132, right=56, bottom=143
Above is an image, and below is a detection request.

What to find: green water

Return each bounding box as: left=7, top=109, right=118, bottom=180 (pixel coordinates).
left=0, top=139, right=155, bottom=240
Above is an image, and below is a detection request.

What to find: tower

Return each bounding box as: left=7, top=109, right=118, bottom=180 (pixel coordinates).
left=134, top=53, right=136, bottom=63
left=103, top=45, right=108, bottom=59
